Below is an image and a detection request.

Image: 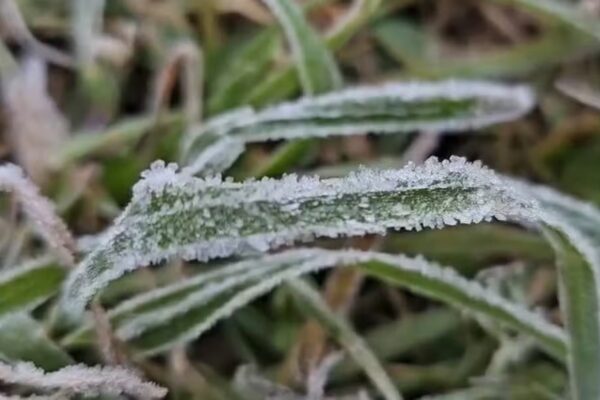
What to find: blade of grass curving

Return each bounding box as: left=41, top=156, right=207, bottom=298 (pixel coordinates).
left=0, top=314, right=72, bottom=371
left=262, top=0, right=342, bottom=95
left=180, top=80, right=535, bottom=174
left=63, top=248, right=565, bottom=362
left=60, top=157, right=538, bottom=319
left=244, top=0, right=380, bottom=107
left=544, top=230, right=600, bottom=400
left=287, top=279, right=402, bottom=400
left=519, top=183, right=600, bottom=400
left=0, top=258, right=66, bottom=318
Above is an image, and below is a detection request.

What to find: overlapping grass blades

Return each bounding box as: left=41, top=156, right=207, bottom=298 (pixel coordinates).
left=60, top=157, right=536, bottom=319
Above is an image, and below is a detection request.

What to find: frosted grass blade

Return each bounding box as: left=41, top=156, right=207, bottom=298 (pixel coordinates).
left=60, top=156, right=537, bottom=319
left=181, top=80, right=535, bottom=174
left=63, top=248, right=564, bottom=362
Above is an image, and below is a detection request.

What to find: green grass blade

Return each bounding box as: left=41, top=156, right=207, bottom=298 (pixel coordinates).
left=482, top=0, right=600, bottom=41
left=287, top=279, right=403, bottom=400
left=0, top=258, right=66, bottom=318
left=522, top=183, right=600, bottom=399
left=262, top=0, right=342, bottom=95
left=59, top=157, right=538, bottom=319
left=0, top=314, right=72, bottom=371
left=545, top=230, right=600, bottom=400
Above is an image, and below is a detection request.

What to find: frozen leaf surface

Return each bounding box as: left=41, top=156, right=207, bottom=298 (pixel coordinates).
left=60, top=157, right=538, bottom=319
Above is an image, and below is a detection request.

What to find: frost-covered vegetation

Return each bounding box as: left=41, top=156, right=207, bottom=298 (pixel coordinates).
left=1, top=0, right=600, bottom=399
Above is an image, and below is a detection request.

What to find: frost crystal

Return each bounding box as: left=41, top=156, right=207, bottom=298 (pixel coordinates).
left=61, top=156, right=539, bottom=320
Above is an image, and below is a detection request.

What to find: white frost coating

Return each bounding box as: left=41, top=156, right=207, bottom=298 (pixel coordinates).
left=0, top=361, right=167, bottom=399
left=61, top=157, right=540, bottom=319
left=111, top=248, right=564, bottom=358
left=182, top=80, right=535, bottom=160
left=0, top=164, right=75, bottom=266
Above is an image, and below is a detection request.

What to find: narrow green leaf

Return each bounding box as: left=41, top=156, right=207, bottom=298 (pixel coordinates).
left=207, top=31, right=281, bottom=115
left=0, top=258, right=65, bottom=318
left=547, top=231, right=600, bottom=400
left=0, top=314, right=72, bottom=371
left=56, top=111, right=184, bottom=166
left=60, top=157, right=537, bottom=319
left=262, top=0, right=342, bottom=95
left=288, top=279, right=403, bottom=400
left=523, top=183, right=600, bottom=400
left=181, top=80, right=535, bottom=174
